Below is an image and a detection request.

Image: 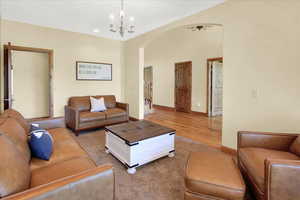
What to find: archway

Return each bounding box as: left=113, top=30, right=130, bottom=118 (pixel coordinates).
left=136, top=23, right=224, bottom=146
left=138, top=23, right=224, bottom=118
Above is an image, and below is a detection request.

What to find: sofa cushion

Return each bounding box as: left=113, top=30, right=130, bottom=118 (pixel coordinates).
left=105, top=108, right=126, bottom=119
left=290, top=136, right=300, bottom=156
left=68, top=95, right=116, bottom=111
left=30, top=157, right=96, bottom=188
left=0, top=118, right=31, bottom=163
left=101, top=95, right=116, bottom=109
left=0, top=133, right=31, bottom=198
left=239, top=147, right=300, bottom=192
left=1, top=109, right=30, bottom=133
left=49, top=127, right=74, bottom=141
left=185, top=151, right=245, bottom=200
left=80, top=111, right=106, bottom=123
left=69, top=96, right=91, bottom=111
left=30, top=128, right=87, bottom=170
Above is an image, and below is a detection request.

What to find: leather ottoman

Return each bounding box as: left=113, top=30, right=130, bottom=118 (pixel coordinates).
left=184, top=151, right=245, bottom=200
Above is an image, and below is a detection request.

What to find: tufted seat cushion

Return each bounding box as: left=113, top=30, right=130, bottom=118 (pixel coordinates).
left=30, top=157, right=96, bottom=188
left=105, top=108, right=127, bottom=118
left=80, top=111, right=106, bottom=123
left=185, top=151, right=245, bottom=200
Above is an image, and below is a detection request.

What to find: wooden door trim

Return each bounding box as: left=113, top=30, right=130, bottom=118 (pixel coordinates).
left=207, top=57, right=223, bottom=62
left=206, top=57, right=223, bottom=115
left=175, top=61, right=192, bottom=65
left=3, top=43, right=54, bottom=117
left=175, top=61, right=192, bottom=113
left=3, top=48, right=12, bottom=109
left=144, top=66, right=153, bottom=110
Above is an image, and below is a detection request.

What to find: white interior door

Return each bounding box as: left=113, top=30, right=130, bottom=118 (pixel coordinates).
left=11, top=51, right=49, bottom=118
left=211, top=62, right=223, bottom=116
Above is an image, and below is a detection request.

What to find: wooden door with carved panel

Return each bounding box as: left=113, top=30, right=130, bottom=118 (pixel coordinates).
left=175, top=61, right=192, bottom=113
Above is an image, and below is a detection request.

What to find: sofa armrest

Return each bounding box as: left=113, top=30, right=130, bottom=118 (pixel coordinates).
left=238, top=131, right=297, bottom=151
left=116, top=102, right=129, bottom=119
left=4, top=165, right=114, bottom=200
left=28, top=118, right=65, bottom=130
left=64, top=106, right=79, bottom=130
left=265, top=159, right=300, bottom=200
left=116, top=102, right=128, bottom=111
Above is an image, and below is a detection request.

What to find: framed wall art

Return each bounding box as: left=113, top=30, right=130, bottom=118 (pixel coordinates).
left=76, top=61, right=112, bottom=81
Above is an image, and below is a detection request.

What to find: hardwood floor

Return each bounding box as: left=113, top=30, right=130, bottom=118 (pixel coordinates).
left=145, top=108, right=222, bottom=148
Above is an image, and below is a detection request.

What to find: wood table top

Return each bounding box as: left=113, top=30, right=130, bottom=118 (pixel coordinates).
left=105, top=120, right=175, bottom=145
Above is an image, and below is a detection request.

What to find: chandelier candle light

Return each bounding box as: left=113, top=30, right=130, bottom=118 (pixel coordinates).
left=109, top=0, right=135, bottom=37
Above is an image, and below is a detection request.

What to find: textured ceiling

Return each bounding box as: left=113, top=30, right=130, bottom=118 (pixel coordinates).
left=1, top=0, right=225, bottom=40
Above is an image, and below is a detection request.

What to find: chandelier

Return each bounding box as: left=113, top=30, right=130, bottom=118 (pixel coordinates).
left=109, top=0, right=135, bottom=37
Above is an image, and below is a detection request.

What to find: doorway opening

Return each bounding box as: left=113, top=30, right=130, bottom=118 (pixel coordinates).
left=144, top=66, right=153, bottom=115
left=142, top=23, right=223, bottom=147
left=207, top=57, right=223, bottom=117
left=175, top=61, right=192, bottom=113
left=3, top=43, right=54, bottom=118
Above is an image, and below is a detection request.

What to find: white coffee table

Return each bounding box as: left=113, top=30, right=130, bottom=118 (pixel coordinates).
left=105, top=120, right=175, bottom=174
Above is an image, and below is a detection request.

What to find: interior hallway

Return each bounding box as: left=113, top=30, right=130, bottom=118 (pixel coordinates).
left=145, top=108, right=222, bottom=148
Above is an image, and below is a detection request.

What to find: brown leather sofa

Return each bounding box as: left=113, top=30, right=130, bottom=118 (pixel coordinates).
left=65, top=95, right=129, bottom=135
left=0, top=109, right=114, bottom=200
left=238, top=131, right=300, bottom=200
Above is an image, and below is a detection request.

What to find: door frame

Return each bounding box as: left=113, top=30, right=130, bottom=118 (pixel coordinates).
left=206, top=57, right=223, bottom=116
left=3, top=43, right=54, bottom=117
left=174, top=61, right=192, bottom=113
left=144, top=66, right=153, bottom=111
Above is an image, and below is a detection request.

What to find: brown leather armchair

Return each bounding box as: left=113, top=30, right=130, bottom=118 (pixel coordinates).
left=237, top=131, right=300, bottom=200
left=65, top=95, right=129, bottom=135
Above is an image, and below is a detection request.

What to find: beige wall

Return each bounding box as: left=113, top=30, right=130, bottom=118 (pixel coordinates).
left=1, top=0, right=300, bottom=149
left=144, top=27, right=223, bottom=112
left=1, top=20, right=124, bottom=117
left=123, top=42, right=144, bottom=119
left=124, top=0, right=300, bottom=149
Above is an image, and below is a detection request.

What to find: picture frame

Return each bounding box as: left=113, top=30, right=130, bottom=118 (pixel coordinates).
left=76, top=61, right=112, bottom=81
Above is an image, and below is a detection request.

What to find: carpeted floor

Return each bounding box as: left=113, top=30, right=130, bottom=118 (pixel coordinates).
left=74, top=129, right=254, bottom=200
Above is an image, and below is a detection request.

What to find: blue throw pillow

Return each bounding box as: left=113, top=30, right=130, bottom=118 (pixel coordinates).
left=29, top=129, right=53, bottom=161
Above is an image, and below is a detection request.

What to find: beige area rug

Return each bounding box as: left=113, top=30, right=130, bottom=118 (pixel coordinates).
left=75, top=129, right=254, bottom=200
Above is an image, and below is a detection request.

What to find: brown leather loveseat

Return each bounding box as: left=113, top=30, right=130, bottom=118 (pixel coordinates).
left=0, top=109, right=114, bottom=200
left=65, top=95, right=129, bottom=135
left=238, top=131, right=300, bottom=200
